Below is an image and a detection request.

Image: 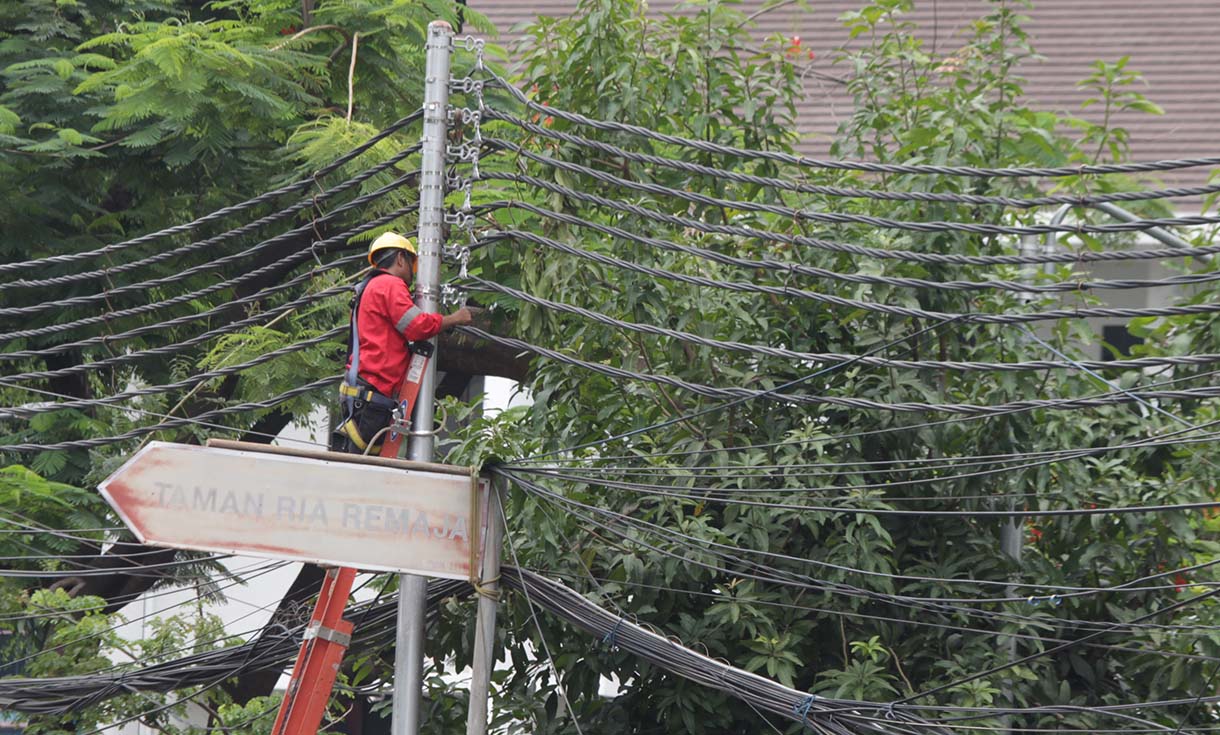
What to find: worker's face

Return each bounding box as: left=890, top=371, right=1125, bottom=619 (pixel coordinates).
left=398, top=252, right=417, bottom=285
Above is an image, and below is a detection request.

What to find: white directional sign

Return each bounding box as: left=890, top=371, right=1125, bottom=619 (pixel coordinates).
left=98, top=441, right=487, bottom=580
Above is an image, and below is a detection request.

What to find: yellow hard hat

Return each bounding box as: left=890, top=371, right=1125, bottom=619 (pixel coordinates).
left=368, top=232, right=417, bottom=267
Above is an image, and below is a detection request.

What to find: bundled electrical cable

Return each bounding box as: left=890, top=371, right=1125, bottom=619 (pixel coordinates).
left=0, top=578, right=467, bottom=715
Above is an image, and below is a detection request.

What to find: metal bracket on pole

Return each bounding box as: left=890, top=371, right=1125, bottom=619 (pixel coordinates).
left=304, top=621, right=353, bottom=647
left=391, top=19, right=453, bottom=735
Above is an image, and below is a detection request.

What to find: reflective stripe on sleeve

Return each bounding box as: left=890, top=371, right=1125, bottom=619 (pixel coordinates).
left=395, top=305, right=424, bottom=334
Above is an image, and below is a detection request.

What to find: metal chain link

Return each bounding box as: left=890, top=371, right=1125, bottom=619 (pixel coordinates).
left=443, top=36, right=487, bottom=308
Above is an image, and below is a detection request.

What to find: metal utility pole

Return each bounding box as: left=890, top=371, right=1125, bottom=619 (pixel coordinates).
left=391, top=19, right=452, bottom=735
left=465, top=477, right=504, bottom=735
left=1004, top=231, right=1046, bottom=574
left=996, top=232, right=1049, bottom=735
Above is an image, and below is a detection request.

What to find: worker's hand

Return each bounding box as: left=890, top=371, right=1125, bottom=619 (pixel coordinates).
left=441, top=307, right=475, bottom=330
left=464, top=306, right=488, bottom=326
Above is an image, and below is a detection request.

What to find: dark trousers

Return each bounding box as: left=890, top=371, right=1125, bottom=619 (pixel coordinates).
left=331, top=399, right=393, bottom=455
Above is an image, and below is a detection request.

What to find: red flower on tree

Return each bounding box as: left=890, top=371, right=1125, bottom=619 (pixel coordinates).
left=1026, top=520, right=1043, bottom=544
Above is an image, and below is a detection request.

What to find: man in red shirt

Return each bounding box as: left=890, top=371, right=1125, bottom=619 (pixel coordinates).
left=334, top=232, right=472, bottom=454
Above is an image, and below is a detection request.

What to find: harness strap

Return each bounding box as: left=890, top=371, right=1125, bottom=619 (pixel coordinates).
left=345, top=273, right=381, bottom=390
left=343, top=271, right=397, bottom=409
left=338, top=382, right=398, bottom=410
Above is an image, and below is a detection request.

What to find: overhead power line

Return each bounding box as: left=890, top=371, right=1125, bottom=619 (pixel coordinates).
left=458, top=325, right=1220, bottom=415
left=484, top=199, right=1220, bottom=294
left=0, top=199, right=420, bottom=345
left=464, top=274, right=1220, bottom=373
left=512, top=471, right=1218, bottom=603
left=0, top=168, right=422, bottom=322
left=485, top=229, right=1220, bottom=324
left=0, top=109, right=423, bottom=279
left=484, top=172, right=1220, bottom=267
left=0, top=142, right=421, bottom=298
left=488, top=70, right=1220, bottom=179
left=0, top=327, right=344, bottom=421
left=0, top=254, right=363, bottom=377
left=0, top=375, right=338, bottom=453
left=519, top=466, right=1220, bottom=518
left=0, top=577, right=466, bottom=715
left=486, top=108, right=1220, bottom=207
left=489, top=138, right=1220, bottom=237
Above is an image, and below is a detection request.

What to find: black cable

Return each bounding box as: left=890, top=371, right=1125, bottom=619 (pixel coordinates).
left=0, top=252, right=365, bottom=364
left=487, top=107, right=1220, bottom=207
left=0, top=144, right=420, bottom=298
left=531, top=568, right=1220, bottom=666
left=0, top=327, right=345, bottom=420
left=502, top=566, right=948, bottom=735
left=465, top=274, right=1220, bottom=373
left=485, top=172, right=1220, bottom=266
left=489, top=137, right=1220, bottom=236
left=519, top=316, right=960, bottom=462
left=514, top=472, right=1220, bottom=603
left=523, top=467, right=1220, bottom=518
left=0, top=560, right=287, bottom=655
left=460, top=325, right=1220, bottom=415
left=0, top=553, right=229, bottom=578
left=523, top=479, right=1220, bottom=646
left=0, top=578, right=468, bottom=714
left=1169, top=662, right=1220, bottom=735
left=0, top=375, right=338, bottom=453
left=888, top=587, right=1220, bottom=710
left=488, top=70, right=1220, bottom=179
left=3, top=382, right=326, bottom=446
left=0, top=109, right=422, bottom=278
left=492, top=199, right=1220, bottom=294
left=520, top=473, right=1220, bottom=638
left=488, top=229, right=1220, bottom=325
left=0, top=169, right=417, bottom=336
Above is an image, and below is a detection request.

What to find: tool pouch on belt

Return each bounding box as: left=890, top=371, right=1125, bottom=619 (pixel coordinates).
left=336, top=379, right=398, bottom=452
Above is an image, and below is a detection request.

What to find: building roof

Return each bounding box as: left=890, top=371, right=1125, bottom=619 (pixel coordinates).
left=477, top=0, right=1219, bottom=187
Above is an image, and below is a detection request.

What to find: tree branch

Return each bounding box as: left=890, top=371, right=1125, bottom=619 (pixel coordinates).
left=270, top=25, right=348, bottom=52
left=346, top=33, right=360, bottom=126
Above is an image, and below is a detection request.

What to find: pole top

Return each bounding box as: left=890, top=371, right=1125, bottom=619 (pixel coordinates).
left=429, top=20, right=453, bottom=32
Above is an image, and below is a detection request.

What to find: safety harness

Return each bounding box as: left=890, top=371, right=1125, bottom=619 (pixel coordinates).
left=338, top=272, right=399, bottom=451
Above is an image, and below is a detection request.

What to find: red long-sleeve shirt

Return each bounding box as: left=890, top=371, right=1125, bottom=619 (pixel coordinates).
left=348, top=274, right=442, bottom=396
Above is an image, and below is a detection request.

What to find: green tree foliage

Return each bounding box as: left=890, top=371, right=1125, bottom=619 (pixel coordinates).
left=3, top=0, right=1220, bottom=733
left=0, top=0, right=488, bottom=488
left=433, top=0, right=1220, bottom=732
left=0, top=1, right=480, bottom=730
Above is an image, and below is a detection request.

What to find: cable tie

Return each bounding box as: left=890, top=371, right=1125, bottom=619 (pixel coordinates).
left=470, top=573, right=501, bottom=600
left=883, top=701, right=897, bottom=720
left=793, top=694, right=816, bottom=724
left=1049, top=594, right=1063, bottom=607
left=601, top=616, right=625, bottom=651
left=1027, top=595, right=1040, bottom=606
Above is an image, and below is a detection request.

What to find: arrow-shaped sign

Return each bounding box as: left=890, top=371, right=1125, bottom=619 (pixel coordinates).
left=99, top=441, right=484, bottom=580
